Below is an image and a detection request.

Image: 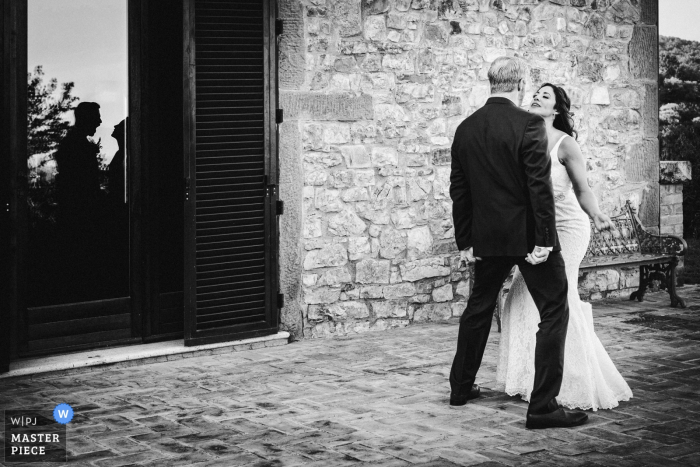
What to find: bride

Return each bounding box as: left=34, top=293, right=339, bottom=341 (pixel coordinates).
left=495, top=83, right=633, bottom=411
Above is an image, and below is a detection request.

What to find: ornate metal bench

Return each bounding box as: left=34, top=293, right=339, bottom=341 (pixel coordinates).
left=490, top=201, right=688, bottom=332
left=581, top=201, right=687, bottom=308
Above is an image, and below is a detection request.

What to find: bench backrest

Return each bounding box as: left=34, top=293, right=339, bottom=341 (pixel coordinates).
left=585, top=202, right=641, bottom=258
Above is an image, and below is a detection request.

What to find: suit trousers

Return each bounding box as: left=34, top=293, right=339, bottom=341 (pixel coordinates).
left=449, top=252, right=569, bottom=415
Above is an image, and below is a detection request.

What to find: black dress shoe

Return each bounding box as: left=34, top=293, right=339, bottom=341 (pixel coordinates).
left=449, top=384, right=481, bottom=406
left=526, top=408, right=588, bottom=429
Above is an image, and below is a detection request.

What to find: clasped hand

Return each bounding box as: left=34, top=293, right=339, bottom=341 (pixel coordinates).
left=461, top=246, right=550, bottom=266
left=460, top=247, right=481, bottom=266
left=525, top=246, right=550, bottom=265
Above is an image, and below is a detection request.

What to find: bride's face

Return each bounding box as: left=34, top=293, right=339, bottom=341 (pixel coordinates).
left=529, top=86, right=558, bottom=118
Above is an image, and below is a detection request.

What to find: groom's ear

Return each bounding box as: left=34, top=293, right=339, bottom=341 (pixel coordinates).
left=517, top=78, right=526, bottom=92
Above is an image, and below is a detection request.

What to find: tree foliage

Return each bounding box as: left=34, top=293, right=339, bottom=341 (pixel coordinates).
left=27, top=65, right=78, bottom=156
left=27, top=66, right=78, bottom=225
left=659, top=36, right=700, bottom=237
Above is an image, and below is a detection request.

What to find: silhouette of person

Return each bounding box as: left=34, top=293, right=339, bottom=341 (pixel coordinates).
left=107, top=118, right=127, bottom=207
left=53, top=102, right=106, bottom=302
left=104, top=117, right=130, bottom=297
left=54, top=102, right=103, bottom=225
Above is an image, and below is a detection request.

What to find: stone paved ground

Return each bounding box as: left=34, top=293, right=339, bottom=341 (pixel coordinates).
left=1, top=287, right=700, bottom=467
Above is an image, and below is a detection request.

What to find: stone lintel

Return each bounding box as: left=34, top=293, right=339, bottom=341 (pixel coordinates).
left=280, top=92, right=374, bottom=121
left=660, top=161, right=692, bottom=184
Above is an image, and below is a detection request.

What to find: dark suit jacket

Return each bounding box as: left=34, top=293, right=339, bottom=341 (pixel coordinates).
left=450, top=97, right=559, bottom=257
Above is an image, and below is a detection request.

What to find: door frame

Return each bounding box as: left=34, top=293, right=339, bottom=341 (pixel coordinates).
left=0, top=0, right=145, bottom=363
left=0, top=0, right=26, bottom=370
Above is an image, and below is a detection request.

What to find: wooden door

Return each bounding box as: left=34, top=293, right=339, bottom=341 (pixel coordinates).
left=1, top=0, right=143, bottom=359
left=183, top=0, right=280, bottom=346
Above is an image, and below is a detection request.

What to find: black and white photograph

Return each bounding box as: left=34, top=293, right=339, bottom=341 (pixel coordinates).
left=1, top=0, right=699, bottom=465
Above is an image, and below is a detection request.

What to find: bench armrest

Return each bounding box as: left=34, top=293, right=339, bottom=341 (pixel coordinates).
left=628, top=203, right=687, bottom=256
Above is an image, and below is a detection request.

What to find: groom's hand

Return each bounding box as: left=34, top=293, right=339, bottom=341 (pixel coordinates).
left=461, top=247, right=481, bottom=266
left=525, top=246, right=550, bottom=265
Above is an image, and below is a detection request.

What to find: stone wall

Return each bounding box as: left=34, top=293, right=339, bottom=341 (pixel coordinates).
left=278, top=0, right=661, bottom=339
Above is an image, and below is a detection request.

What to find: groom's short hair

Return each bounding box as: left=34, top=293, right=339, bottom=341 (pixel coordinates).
left=488, top=57, right=528, bottom=94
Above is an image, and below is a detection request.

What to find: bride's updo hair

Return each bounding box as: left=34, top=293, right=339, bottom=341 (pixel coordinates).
left=539, top=83, right=578, bottom=140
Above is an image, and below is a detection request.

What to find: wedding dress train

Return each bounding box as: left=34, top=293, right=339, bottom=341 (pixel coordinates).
left=495, top=135, right=633, bottom=411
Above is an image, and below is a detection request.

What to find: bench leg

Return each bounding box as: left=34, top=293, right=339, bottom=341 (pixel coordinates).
left=630, top=265, right=649, bottom=302
left=667, top=257, right=686, bottom=309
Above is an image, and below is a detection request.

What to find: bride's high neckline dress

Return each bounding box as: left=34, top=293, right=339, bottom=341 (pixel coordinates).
left=495, top=134, right=633, bottom=411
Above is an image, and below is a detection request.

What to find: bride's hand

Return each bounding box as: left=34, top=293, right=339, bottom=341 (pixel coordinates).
left=593, top=213, right=614, bottom=232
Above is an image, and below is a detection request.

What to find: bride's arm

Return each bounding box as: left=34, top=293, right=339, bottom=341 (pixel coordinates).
left=559, top=137, right=614, bottom=231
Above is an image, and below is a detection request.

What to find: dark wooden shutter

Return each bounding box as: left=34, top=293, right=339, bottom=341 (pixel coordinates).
left=184, top=0, right=279, bottom=345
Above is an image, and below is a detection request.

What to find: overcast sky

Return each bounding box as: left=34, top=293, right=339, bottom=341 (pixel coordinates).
left=660, top=0, right=700, bottom=42
left=28, top=0, right=127, bottom=159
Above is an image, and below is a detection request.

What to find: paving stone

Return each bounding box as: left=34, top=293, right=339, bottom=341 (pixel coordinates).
left=139, top=451, right=212, bottom=466
left=92, top=450, right=168, bottom=467
left=3, top=288, right=700, bottom=466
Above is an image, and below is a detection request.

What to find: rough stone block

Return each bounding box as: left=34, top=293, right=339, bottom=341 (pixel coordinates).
left=432, top=283, right=454, bottom=302
left=400, top=258, right=451, bottom=282
left=281, top=92, right=373, bottom=121
left=304, top=287, right=342, bottom=304
left=629, top=25, right=658, bottom=81
left=364, top=15, right=387, bottom=41
left=641, top=83, right=658, bottom=138
left=624, top=140, right=659, bottom=183
left=331, top=0, right=362, bottom=37
left=590, top=86, right=610, bottom=105
left=412, top=303, right=452, bottom=322
left=279, top=0, right=305, bottom=89
left=364, top=0, right=391, bottom=15
left=315, top=187, right=343, bottom=212
left=639, top=182, right=660, bottom=229
left=383, top=283, right=416, bottom=299
left=379, top=228, right=408, bottom=259
left=371, top=300, right=408, bottom=318
left=356, top=259, right=391, bottom=284
left=407, top=226, right=433, bottom=260
left=455, top=280, right=470, bottom=297
left=304, top=244, right=348, bottom=270
left=316, top=267, right=353, bottom=287
left=431, top=148, right=451, bottom=165
left=640, top=0, right=658, bottom=25
left=451, top=301, right=467, bottom=317
left=347, top=236, right=373, bottom=261
left=327, top=301, right=370, bottom=320
left=328, top=209, right=367, bottom=236
left=371, top=147, right=399, bottom=167
left=371, top=318, right=409, bottom=331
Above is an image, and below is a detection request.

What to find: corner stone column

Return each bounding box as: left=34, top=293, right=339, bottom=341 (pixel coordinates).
left=659, top=161, right=692, bottom=237
left=278, top=0, right=305, bottom=338
left=629, top=3, right=660, bottom=231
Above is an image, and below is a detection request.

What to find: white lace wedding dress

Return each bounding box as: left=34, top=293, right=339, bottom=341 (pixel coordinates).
left=495, top=134, right=633, bottom=411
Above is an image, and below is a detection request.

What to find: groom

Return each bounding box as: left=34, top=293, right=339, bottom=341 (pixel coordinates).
left=449, top=57, right=588, bottom=429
